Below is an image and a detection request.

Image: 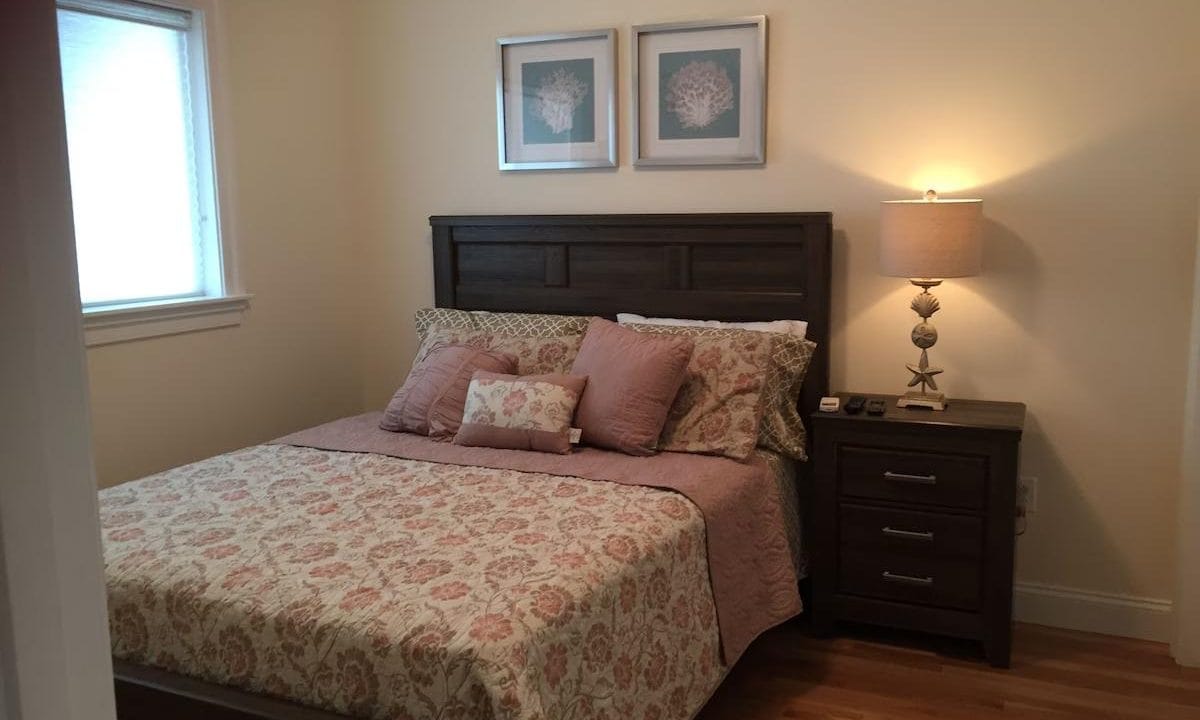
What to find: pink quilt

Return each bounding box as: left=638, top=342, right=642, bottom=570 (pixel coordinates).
left=100, top=416, right=800, bottom=720
left=275, top=413, right=802, bottom=663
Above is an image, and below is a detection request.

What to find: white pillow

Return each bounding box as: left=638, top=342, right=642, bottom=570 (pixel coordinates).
left=617, top=313, right=808, bottom=339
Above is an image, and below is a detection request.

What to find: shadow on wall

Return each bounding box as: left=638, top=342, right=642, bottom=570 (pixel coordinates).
left=790, top=153, right=921, bottom=391
left=948, top=215, right=1040, bottom=401
left=976, top=216, right=1041, bottom=330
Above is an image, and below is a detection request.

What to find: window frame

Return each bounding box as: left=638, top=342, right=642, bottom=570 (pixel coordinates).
left=58, top=0, right=250, bottom=346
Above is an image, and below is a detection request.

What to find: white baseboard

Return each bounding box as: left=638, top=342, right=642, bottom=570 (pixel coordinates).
left=1014, top=581, right=1174, bottom=642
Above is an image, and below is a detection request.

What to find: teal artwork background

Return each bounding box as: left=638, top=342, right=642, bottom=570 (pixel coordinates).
left=521, top=58, right=595, bottom=145
left=658, top=48, right=740, bottom=140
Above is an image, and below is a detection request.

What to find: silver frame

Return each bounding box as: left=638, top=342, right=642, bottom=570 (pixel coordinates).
left=631, top=16, right=767, bottom=166
left=496, top=29, right=618, bottom=171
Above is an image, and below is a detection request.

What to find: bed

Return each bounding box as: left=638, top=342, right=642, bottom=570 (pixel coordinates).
left=107, top=212, right=833, bottom=720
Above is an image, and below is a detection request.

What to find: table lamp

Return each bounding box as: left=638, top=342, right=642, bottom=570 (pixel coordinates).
left=879, top=189, right=983, bottom=410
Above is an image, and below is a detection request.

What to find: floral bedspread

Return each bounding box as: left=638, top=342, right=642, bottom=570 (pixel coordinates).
left=101, top=444, right=725, bottom=719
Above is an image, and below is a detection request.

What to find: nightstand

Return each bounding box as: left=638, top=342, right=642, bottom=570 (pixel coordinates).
left=809, top=393, right=1025, bottom=667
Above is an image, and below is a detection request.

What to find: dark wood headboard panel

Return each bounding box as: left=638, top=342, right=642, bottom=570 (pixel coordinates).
left=429, top=212, right=832, bottom=431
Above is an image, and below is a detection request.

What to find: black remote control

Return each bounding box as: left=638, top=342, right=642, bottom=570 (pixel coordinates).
left=866, top=398, right=886, bottom=415
left=844, top=395, right=867, bottom=414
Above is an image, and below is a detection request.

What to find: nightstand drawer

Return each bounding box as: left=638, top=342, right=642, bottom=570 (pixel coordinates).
left=838, top=548, right=981, bottom=611
left=840, top=504, right=983, bottom=559
left=839, top=446, right=986, bottom=510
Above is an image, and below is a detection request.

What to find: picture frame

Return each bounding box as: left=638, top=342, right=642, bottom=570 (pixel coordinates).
left=632, top=16, right=767, bottom=166
left=496, top=29, right=617, bottom=170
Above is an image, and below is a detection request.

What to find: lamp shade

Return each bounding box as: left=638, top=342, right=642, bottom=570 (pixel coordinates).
left=879, top=197, right=983, bottom=279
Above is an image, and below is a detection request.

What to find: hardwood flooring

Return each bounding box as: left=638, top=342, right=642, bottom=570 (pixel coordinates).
left=697, top=623, right=1200, bottom=720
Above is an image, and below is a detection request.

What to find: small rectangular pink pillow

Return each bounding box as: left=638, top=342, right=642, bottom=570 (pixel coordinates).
left=380, top=343, right=518, bottom=437
left=569, top=317, right=694, bottom=455
left=453, top=371, right=587, bottom=454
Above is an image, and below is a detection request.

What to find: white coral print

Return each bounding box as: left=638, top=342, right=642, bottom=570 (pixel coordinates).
left=665, top=59, right=735, bottom=129
left=533, top=67, right=588, bottom=134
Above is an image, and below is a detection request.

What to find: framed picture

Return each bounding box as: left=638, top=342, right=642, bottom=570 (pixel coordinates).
left=632, top=17, right=767, bottom=166
left=496, top=29, right=617, bottom=170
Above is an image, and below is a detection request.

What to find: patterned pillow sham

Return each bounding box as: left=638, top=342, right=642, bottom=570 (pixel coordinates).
left=625, top=324, right=817, bottom=460
left=415, top=308, right=592, bottom=342
left=418, top=325, right=583, bottom=376
left=453, top=371, right=587, bottom=454
left=626, top=325, right=773, bottom=460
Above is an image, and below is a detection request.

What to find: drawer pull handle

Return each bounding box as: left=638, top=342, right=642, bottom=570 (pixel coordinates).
left=882, top=571, right=934, bottom=587
left=883, top=470, right=937, bottom=485
left=881, top=526, right=934, bottom=542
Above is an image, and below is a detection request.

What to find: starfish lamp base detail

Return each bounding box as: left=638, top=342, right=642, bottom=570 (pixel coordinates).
left=900, top=281, right=949, bottom=411
left=897, top=389, right=947, bottom=411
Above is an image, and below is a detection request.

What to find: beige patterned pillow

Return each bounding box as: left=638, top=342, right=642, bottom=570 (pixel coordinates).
left=415, top=308, right=591, bottom=342
left=419, top=326, right=583, bottom=376
left=625, top=324, right=816, bottom=460
left=627, top=325, right=772, bottom=460
left=414, top=308, right=474, bottom=340
left=471, top=310, right=591, bottom=337
left=454, top=372, right=587, bottom=454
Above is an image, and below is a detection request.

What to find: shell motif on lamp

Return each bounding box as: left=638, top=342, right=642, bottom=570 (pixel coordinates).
left=879, top=190, right=983, bottom=410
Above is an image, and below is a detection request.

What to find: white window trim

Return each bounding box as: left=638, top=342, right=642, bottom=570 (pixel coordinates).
left=70, top=0, right=248, bottom=345
left=82, top=293, right=251, bottom=346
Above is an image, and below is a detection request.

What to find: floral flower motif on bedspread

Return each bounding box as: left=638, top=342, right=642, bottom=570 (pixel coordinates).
left=100, top=444, right=724, bottom=720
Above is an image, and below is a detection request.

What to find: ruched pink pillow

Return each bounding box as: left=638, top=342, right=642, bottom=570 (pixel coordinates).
left=569, top=318, right=694, bottom=455
left=380, top=343, right=518, bottom=438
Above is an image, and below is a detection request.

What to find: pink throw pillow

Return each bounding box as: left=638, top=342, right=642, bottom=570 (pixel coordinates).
left=380, top=343, right=518, bottom=437
left=569, top=317, right=694, bottom=455
left=453, top=371, right=587, bottom=454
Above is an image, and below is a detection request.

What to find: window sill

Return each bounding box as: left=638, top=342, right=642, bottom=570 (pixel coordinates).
left=82, top=294, right=252, bottom=347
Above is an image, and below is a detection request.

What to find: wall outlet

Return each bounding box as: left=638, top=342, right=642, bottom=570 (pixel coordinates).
left=1017, top=475, right=1038, bottom=516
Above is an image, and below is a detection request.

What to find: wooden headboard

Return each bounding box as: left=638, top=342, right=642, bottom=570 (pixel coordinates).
left=429, top=212, right=832, bottom=433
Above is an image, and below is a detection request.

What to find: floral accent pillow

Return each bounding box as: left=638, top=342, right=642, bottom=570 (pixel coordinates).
left=453, top=371, right=587, bottom=454
left=626, top=326, right=773, bottom=460
left=415, top=308, right=592, bottom=342
left=419, top=326, right=583, bottom=376
left=625, top=324, right=817, bottom=460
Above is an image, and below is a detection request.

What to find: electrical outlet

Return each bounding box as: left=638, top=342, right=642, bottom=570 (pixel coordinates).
left=1017, top=475, right=1038, bottom=516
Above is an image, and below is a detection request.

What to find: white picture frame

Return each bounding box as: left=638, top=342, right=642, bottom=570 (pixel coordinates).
left=496, top=29, right=617, bottom=171
left=632, top=17, right=767, bottom=166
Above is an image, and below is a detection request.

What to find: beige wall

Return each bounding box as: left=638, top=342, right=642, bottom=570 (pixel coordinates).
left=351, top=0, right=1200, bottom=602
left=87, top=0, right=365, bottom=488
left=86, top=0, right=1200, bottom=606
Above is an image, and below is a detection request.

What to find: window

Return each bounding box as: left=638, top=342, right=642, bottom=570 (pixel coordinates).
left=57, top=0, right=247, bottom=345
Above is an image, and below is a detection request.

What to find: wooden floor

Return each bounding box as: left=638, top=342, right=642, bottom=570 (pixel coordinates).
left=697, top=622, right=1200, bottom=719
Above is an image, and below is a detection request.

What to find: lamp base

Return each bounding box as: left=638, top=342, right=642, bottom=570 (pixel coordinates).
left=896, top=390, right=947, bottom=411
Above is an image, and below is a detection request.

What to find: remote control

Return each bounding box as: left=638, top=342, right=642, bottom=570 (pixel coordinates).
left=818, top=396, right=840, bottom=413
left=844, top=395, right=867, bottom=415
left=866, top=398, right=886, bottom=415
